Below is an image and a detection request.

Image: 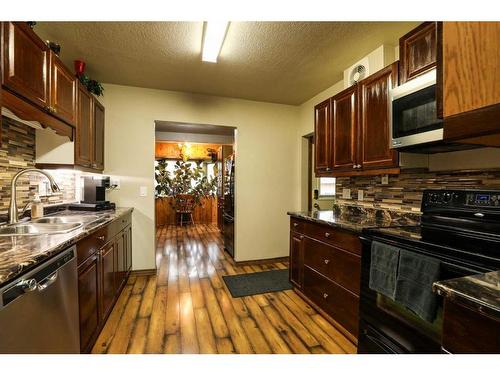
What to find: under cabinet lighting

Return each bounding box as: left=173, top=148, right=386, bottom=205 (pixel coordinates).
left=202, top=21, right=229, bottom=63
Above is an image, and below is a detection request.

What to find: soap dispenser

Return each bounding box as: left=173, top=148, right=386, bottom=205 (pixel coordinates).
left=31, top=194, right=44, bottom=219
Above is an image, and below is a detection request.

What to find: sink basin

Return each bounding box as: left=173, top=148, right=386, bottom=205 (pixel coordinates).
left=32, top=215, right=100, bottom=225
left=0, top=222, right=83, bottom=236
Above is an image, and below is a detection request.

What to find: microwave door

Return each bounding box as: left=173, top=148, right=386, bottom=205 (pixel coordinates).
left=390, top=70, right=443, bottom=149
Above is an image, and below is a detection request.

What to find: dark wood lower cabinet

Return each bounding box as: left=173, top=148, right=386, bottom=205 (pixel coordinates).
left=441, top=299, right=500, bottom=353
left=100, top=241, right=116, bottom=321
left=289, top=216, right=361, bottom=342
left=77, top=254, right=100, bottom=353
left=76, top=212, right=133, bottom=353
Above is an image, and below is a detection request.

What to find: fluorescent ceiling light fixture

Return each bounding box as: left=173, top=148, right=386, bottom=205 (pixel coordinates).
left=202, top=21, right=229, bottom=63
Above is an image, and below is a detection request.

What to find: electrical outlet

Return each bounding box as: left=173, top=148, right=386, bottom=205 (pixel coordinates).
left=381, top=174, right=389, bottom=185
left=110, top=177, right=121, bottom=189
left=358, top=189, right=364, bottom=201
left=342, top=188, right=351, bottom=199
left=139, top=186, right=147, bottom=197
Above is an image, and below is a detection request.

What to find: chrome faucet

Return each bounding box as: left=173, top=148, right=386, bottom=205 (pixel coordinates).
left=8, top=169, right=61, bottom=224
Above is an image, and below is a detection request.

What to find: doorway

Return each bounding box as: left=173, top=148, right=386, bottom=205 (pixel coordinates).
left=153, top=121, right=236, bottom=258
left=305, top=133, right=336, bottom=212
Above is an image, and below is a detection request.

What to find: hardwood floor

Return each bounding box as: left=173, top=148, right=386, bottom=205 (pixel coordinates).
left=91, top=224, right=357, bottom=354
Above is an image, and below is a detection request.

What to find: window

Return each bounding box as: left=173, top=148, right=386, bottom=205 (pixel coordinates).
left=319, top=177, right=336, bottom=197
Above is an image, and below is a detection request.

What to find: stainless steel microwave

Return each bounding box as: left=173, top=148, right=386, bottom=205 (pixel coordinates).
left=390, top=70, right=442, bottom=149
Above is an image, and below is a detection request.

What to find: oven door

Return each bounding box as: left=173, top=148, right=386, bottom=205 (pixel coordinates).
left=357, top=235, right=489, bottom=354
left=391, top=70, right=442, bottom=149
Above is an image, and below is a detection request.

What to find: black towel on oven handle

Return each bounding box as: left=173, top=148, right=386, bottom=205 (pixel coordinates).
left=394, top=249, right=441, bottom=322
left=369, top=241, right=400, bottom=300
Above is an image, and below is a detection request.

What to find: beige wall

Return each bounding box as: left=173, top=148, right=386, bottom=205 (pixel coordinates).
left=101, top=84, right=299, bottom=270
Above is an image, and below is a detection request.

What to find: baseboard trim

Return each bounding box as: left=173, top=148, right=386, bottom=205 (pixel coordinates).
left=130, top=268, right=157, bottom=277
left=234, top=256, right=289, bottom=267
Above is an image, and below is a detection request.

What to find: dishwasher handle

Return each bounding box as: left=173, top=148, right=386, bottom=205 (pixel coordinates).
left=37, top=272, right=58, bottom=291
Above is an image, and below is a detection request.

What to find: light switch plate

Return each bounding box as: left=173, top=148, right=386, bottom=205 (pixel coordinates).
left=381, top=175, right=389, bottom=185
left=358, top=189, right=364, bottom=201
left=139, top=186, right=147, bottom=197
left=342, top=188, right=351, bottom=199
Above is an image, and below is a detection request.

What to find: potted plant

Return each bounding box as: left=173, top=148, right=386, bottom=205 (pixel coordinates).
left=155, top=159, right=218, bottom=209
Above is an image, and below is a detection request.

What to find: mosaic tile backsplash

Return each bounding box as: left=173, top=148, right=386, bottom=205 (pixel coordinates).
left=0, top=117, right=76, bottom=217
left=336, top=168, right=500, bottom=214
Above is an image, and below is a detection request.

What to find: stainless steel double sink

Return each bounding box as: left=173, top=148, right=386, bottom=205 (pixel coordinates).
left=0, top=215, right=102, bottom=237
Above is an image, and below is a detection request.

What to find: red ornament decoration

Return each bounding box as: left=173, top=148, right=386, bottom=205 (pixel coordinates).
left=74, top=60, right=86, bottom=76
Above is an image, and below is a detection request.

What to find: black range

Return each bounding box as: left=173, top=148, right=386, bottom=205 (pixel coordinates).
left=357, top=189, right=500, bottom=353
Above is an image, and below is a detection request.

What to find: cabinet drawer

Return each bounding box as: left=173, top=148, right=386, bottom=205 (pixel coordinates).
left=303, top=266, right=359, bottom=337
left=76, top=226, right=108, bottom=265
left=290, top=218, right=304, bottom=233
left=303, top=237, right=360, bottom=295
left=302, top=221, right=361, bottom=255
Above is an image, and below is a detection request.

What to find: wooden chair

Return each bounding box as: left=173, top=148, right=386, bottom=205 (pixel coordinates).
left=175, top=194, right=195, bottom=226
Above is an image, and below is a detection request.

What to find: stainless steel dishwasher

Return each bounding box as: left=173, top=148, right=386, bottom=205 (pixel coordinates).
left=0, top=246, right=80, bottom=353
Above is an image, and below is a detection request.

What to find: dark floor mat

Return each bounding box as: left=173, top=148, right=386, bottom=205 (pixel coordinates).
left=222, top=269, right=292, bottom=298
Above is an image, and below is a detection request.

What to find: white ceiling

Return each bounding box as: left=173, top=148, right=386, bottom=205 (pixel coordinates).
left=35, top=21, right=419, bottom=105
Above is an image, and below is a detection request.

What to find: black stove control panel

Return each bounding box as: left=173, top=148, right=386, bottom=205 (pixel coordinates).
left=422, top=189, right=500, bottom=210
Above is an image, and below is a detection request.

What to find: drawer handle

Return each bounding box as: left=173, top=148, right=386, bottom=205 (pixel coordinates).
left=324, top=259, right=330, bottom=265
left=323, top=293, right=329, bottom=299
left=98, top=235, right=105, bottom=241
left=324, top=232, right=330, bottom=238
left=293, top=223, right=298, bottom=227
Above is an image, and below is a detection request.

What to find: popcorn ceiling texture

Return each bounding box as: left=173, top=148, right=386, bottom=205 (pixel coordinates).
left=336, top=168, right=500, bottom=213
left=0, top=117, right=76, bottom=216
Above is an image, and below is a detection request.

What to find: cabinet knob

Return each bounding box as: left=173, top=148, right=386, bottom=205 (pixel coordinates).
left=324, top=259, right=330, bottom=264
left=352, top=165, right=357, bottom=169
left=325, top=167, right=331, bottom=171
left=299, top=235, right=304, bottom=240
left=323, top=293, right=329, bottom=299
left=324, top=232, right=330, bottom=238
left=293, top=223, right=298, bottom=227
left=98, top=235, right=105, bottom=241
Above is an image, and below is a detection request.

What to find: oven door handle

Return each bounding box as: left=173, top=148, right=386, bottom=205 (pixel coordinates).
left=362, top=329, right=398, bottom=354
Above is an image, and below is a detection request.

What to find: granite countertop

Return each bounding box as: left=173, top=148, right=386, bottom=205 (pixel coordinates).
left=0, top=207, right=133, bottom=287
left=287, top=208, right=420, bottom=233
left=433, top=270, right=500, bottom=317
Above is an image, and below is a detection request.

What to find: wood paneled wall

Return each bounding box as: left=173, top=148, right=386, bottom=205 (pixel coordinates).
left=155, top=196, right=217, bottom=226
left=155, top=142, right=220, bottom=160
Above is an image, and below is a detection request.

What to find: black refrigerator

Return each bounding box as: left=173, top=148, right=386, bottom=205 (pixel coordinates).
left=223, top=153, right=235, bottom=257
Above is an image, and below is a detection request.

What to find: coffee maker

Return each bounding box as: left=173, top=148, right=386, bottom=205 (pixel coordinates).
left=69, top=176, right=116, bottom=211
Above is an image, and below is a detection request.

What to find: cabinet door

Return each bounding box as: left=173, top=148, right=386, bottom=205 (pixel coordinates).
left=114, top=231, right=126, bottom=290
left=289, top=232, right=304, bottom=289
left=75, top=84, right=93, bottom=168
left=331, top=85, right=358, bottom=171
left=77, top=254, right=100, bottom=353
left=358, top=63, right=399, bottom=170
left=399, top=22, right=437, bottom=84
left=125, top=225, right=132, bottom=271
left=441, top=22, right=500, bottom=118
left=100, top=241, right=115, bottom=320
left=93, top=99, right=105, bottom=170
left=50, top=53, right=77, bottom=126
left=314, top=98, right=332, bottom=175
left=2, top=22, right=50, bottom=109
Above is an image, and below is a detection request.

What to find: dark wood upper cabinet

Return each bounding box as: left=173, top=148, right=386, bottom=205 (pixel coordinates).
left=50, top=53, right=77, bottom=126
left=358, top=62, right=399, bottom=170
left=331, top=86, right=357, bottom=172
left=2, top=21, right=50, bottom=110
left=399, top=22, right=437, bottom=84
left=76, top=83, right=93, bottom=168
left=314, top=98, right=332, bottom=174
left=93, top=99, right=105, bottom=171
